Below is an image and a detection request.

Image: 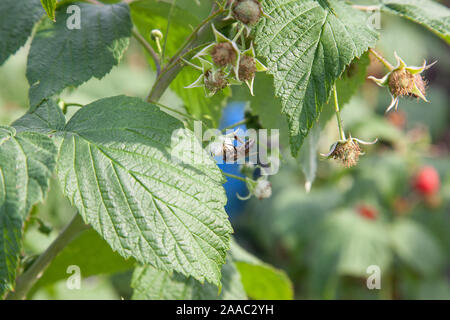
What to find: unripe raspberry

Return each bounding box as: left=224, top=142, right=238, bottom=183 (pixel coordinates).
left=238, top=55, right=257, bottom=81
left=412, top=166, right=440, bottom=196
left=232, top=0, right=262, bottom=25
left=204, top=70, right=228, bottom=93
left=211, top=42, right=236, bottom=67
left=388, top=69, right=427, bottom=99
left=331, top=139, right=361, bottom=168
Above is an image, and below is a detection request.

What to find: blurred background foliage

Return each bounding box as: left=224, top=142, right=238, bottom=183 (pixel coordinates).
left=0, top=0, right=448, bottom=299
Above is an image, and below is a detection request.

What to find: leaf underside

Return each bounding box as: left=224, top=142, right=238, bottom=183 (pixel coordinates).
left=255, top=0, right=378, bottom=155
left=131, top=258, right=246, bottom=300
left=0, top=126, right=57, bottom=296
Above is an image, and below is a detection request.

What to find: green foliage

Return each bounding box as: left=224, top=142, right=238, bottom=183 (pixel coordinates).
left=231, top=241, right=293, bottom=300
left=40, top=0, right=57, bottom=21
left=0, top=0, right=44, bottom=66
left=0, top=126, right=57, bottom=296
left=380, top=0, right=450, bottom=44
left=30, top=229, right=135, bottom=295
left=56, top=95, right=232, bottom=286
left=13, top=99, right=65, bottom=135
left=255, top=0, right=378, bottom=155
left=309, top=211, right=391, bottom=297
left=391, top=219, right=444, bottom=276
left=131, top=258, right=246, bottom=300
left=130, top=0, right=229, bottom=128
left=0, top=0, right=448, bottom=300
left=27, top=2, right=132, bottom=108
left=231, top=72, right=289, bottom=144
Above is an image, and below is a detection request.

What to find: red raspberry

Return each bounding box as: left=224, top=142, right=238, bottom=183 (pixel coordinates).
left=413, top=166, right=440, bottom=196
left=356, top=204, right=378, bottom=220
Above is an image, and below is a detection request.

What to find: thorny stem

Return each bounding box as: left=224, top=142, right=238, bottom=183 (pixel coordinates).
left=369, top=48, right=394, bottom=71
left=333, top=84, right=346, bottom=141
left=132, top=29, right=161, bottom=76
left=6, top=214, right=90, bottom=300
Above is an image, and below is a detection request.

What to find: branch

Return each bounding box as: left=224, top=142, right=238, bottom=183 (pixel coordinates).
left=6, top=214, right=90, bottom=300
left=147, top=6, right=226, bottom=102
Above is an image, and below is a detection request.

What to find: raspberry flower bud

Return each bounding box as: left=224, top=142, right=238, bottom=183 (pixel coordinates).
left=321, top=134, right=377, bottom=168
left=368, top=52, right=436, bottom=113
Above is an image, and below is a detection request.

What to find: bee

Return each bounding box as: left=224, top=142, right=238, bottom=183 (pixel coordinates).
left=208, top=131, right=255, bottom=163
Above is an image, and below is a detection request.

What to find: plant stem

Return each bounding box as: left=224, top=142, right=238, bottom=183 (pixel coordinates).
left=369, top=48, right=394, bottom=71
left=84, top=0, right=102, bottom=5
left=150, top=100, right=198, bottom=121
left=147, top=6, right=226, bottom=102
left=222, top=119, right=248, bottom=132
left=132, top=29, right=161, bottom=76
left=223, top=172, right=247, bottom=183
left=6, top=214, right=89, bottom=300
left=333, top=84, right=346, bottom=141
left=351, top=4, right=381, bottom=11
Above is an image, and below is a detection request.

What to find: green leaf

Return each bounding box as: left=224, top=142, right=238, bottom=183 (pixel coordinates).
left=0, top=126, right=57, bottom=296
left=391, top=219, right=444, bottom=275
left=56, top=95, right=231, bottom=286
left=255, top=0, right=378, bottom=155
left=0, top=0, right=44, bottom=65
left=309, top=210, right=391, bottom=298
left=231, top=240, right=293, bottom=300
left=30, top=229, right=135, bottom=296
left=40, top=0, right=57, bottom=22
left=131, top=258, right=246, bottom=300
left=231, top=72, right=289, bottom=143
left=13, top=99, right=66, bottom=135
left=380, top=0, right=450, bottom=44
left=27, top=2, right=132, bottom=109
left=130, top=0, right=228, bottom=128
